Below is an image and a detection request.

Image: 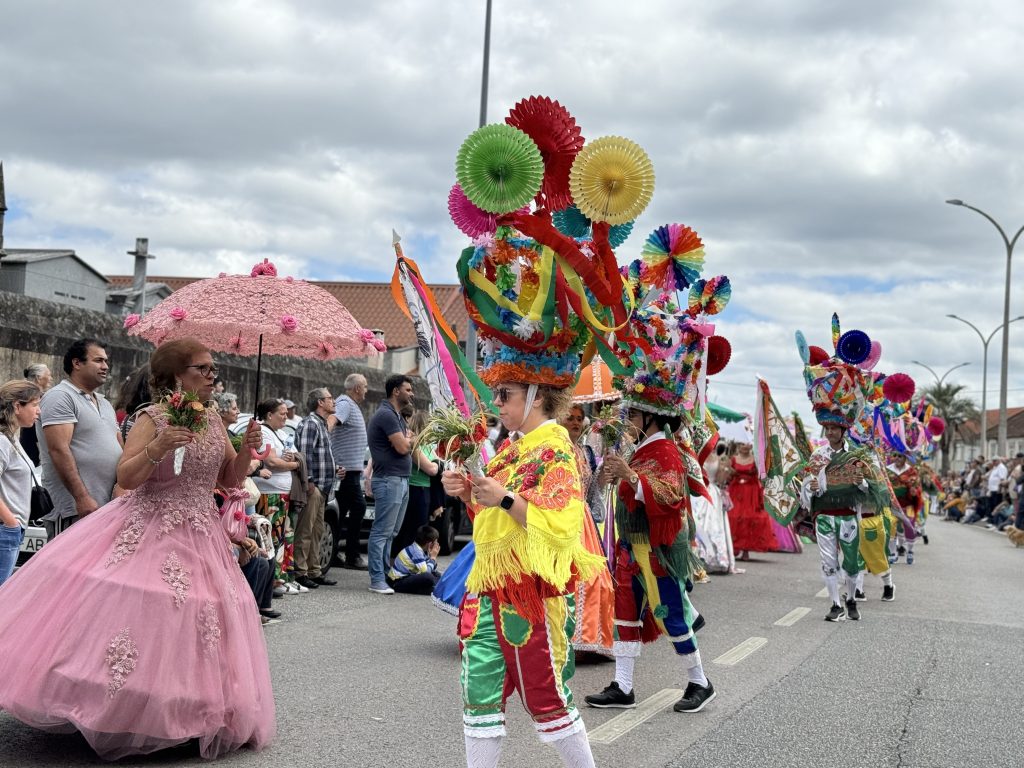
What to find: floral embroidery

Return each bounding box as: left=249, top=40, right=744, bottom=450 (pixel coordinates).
left=107, top=509, right=146, bottom=567
left=160, top=551, right=192, bottom=607
left=106, top=628, right=139, bottom=697
left=198, top=600, right=221, bottom=654
left=522, top=464, right=577, bottom=510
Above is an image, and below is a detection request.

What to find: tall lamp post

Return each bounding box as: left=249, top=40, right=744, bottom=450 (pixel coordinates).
left=945, top=199, right=1024, bottom=457
left=911, top=361, right=970, bottom=386
left=946, top=314, right=1024, bottom=459
left=464, top=0, right=493, bottom=399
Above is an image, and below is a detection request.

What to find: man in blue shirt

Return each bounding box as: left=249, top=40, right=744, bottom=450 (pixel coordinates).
left=366, top=375, right=414, bottom=594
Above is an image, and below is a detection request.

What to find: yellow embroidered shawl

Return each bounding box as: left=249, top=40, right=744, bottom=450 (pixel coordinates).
left=466, top=421, right=605, bottom=610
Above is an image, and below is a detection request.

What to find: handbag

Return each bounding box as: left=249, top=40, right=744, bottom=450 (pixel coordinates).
left=14, top=443, right=53, bottom=523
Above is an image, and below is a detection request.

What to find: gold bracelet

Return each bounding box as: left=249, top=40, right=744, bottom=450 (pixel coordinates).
left=144, top=442, right=163, bottom=465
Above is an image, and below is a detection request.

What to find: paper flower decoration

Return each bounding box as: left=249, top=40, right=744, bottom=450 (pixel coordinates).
left=808, top=345, right=831, bottom=365
left=280, top=315, right=299, bottom=333
left=687, top=275, right=731, bottom=317
left=640, top=224, right=705, bottom=291
left=836, top=329, right=871, bottom=365
left=883, top=372, right=915, bottom=404
left=927, top=416, right=946, bottom=436
left=551, top=204, right=634, bottom=247
left=170, top=307, right=187, bottom=321
left=862, top=340, right=883, bottom=371
left=251, top=259, right=277, bottom=277
left=795, top=330, right=810, bottom=364
left=123, top=313, right=141, bottom=330
left=448, top=184, right=529, bottom=238
left=569, top=136, right=654, bottom=225
left=505, top=95, right=584, bottom=211
left=706, top=336, right=731, bottom=376
left=456, top=123, right=544, bottom=214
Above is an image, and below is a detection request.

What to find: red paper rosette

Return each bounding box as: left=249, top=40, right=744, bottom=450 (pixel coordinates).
left=883, top=372, right=915, bottom=404
left=808, top=345, right=831, bottom=365
left=927, top=417, right=946, bottom=436
left=706, top=336, right=731, bottom=376
left=506, top=95, right=584, bottom=211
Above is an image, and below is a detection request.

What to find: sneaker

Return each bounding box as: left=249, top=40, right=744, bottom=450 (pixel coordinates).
left=897, top=545, right=906, bottom=557
left=272, top=585, right=286, bottom=599
left=584, top=681, right=636, bottom=709
left=854, top=589, right=867, bottom=602
left=673, top=680, right=716, bottom=713
left=906, top=551, right=914, bottom=565
left=368, top=583, right=395, bottom=595
left=825, top=603, right=845, bottom=622
left=882, top=584, right=895, bottom=602
left=296, top=576, right=320, bottom=589
left=845, top=598, right=860, bottom=621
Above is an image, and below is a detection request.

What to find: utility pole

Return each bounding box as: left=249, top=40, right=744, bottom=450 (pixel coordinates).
left=0, top=162, right=7, bottom=261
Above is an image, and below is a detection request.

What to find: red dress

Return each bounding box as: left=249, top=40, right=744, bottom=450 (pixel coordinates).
left=726, top=459, right=779, bottom=553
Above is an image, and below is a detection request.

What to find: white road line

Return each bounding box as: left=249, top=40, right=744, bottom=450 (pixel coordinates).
left=816, top=587, right=829, bottom=598
left=774, top=607, right=811, bottom=626
left=588, top=688, right=683, bottom=745
left=713, top=637, right=768, bottom=666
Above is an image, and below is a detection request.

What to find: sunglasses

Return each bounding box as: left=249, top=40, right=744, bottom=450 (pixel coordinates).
left=187, top=364, right=219, bottom=378
left=494, top=386, right=526, bottom=404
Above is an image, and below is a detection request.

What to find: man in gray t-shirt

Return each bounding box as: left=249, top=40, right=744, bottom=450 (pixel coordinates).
left=38, top=339, right=123, bottom=536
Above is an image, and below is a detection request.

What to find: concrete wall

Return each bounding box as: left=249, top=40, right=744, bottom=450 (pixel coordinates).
left=0, top=291, right=428, bottom=417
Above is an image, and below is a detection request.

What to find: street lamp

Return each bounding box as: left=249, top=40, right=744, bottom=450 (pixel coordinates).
left=946, top=314, right=1024, bottom=458
left=945, top=199, right=1024, bottom=456
left=911, top=360, right=970, bottom=386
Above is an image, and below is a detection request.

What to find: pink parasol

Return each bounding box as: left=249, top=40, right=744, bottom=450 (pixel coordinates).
left=125, top=259, right=385, bottom=403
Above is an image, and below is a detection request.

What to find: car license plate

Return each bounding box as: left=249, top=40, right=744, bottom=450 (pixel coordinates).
left=19, top=535, right=46, bottom=554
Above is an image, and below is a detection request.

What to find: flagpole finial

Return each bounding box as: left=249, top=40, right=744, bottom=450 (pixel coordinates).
left=392, top=229, right=401, bottom=246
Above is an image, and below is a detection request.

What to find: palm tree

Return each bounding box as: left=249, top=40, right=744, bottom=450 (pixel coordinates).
left=921, top=382, right=980, bottom=474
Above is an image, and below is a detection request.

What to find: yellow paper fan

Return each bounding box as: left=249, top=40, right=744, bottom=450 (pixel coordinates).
left=569, top=136, right=655, bottom=225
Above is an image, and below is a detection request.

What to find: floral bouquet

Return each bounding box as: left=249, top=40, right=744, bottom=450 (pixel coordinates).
left=162, top=389, right=208, bottom=475
left=587, top=404, right=634, bottom=459
left=416, top=406, right=489, bottom=477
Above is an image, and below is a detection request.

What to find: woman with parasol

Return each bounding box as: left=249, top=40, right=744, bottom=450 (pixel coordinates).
left=0, top=338, right=275, bottom=759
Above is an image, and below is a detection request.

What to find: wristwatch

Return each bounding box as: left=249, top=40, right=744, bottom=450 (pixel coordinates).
left=499, top=491, right=516, bottom=511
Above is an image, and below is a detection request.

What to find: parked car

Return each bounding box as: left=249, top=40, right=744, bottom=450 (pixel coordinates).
left=17, top=521, right=47, bottom=566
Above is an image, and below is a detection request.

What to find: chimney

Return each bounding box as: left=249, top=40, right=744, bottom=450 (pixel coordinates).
left=124, top=237, right=155, bottom=314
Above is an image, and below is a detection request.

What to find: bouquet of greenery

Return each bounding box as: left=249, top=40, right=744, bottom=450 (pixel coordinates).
left=416, top=406, right=489, bottom=477
left=587, top=404, right=634, bottom=458
left=162, top=389, right=209, bottom=475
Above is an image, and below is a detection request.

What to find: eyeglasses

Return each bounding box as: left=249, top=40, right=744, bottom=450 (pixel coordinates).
left=187, top=364, right=219, bottom=378
left=494, top=386, right=526, bottom=404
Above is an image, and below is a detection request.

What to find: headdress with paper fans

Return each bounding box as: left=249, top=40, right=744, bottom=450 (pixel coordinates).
left=569, top=136, right=655, bottom=226
left=798, top=313, right=874, bottom=428
left=450, top=102, right=646, bottom=389
left=616, top=223, right=731, bottom=415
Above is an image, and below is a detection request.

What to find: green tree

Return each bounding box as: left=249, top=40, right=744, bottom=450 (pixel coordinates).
left=921, top=382, right=980, bottom=474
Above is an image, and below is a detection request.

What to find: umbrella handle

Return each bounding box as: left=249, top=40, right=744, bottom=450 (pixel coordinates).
left=251, top=445, right=271, bottom=460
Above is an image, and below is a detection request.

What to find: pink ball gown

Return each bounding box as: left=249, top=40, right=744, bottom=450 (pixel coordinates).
left=0, top=406, right=275, bottom=760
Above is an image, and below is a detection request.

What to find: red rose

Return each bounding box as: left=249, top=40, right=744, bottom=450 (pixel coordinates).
left=540, top=448, right=556, bottom=462
left=521, top=473, right=539, bottom=490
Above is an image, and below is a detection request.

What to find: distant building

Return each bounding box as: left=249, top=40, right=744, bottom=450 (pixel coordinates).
left=0, top=249, right=110, bottom=312
left=953, top=407, right=1024, bottom=468
left=105, top=281, right=173, bottom=315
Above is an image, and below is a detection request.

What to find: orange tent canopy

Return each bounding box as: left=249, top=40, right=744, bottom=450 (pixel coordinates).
left=573, top=360, right=622, bottom=403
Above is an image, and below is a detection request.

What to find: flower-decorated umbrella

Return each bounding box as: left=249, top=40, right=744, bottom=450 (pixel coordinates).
left=125, top=259, right=385, bottom=406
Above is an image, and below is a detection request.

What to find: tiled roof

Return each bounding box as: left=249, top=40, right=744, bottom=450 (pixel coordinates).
left=106, top=275, right=469, bottom=348
left=957, top=407, right=1024, bottom=439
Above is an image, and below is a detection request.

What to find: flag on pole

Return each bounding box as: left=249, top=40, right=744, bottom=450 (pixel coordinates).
left=754, top=378, right=806, bottom=525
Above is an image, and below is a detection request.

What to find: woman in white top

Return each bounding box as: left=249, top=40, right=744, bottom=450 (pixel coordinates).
left=253, top=398, right=300, bottom=590
left=0, top=380, right=43, bottom=586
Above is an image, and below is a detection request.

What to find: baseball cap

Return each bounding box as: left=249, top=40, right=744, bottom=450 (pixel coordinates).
left=283, top=399, right=295, bottom=409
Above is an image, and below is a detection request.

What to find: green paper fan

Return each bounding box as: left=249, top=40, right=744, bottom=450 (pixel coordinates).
left=456, top=124, right=544, bottom=214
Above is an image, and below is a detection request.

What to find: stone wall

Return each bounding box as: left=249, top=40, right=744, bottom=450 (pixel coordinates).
left=0, top=291, right=428, bottom=415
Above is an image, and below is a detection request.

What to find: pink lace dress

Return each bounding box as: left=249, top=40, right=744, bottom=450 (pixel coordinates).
left=0, top=406, right=275, bottom=760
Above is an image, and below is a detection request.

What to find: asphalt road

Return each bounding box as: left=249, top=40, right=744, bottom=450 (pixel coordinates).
left=2, top=519, right=1021, bottom=768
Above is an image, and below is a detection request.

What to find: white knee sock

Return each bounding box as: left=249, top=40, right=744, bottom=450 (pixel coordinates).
left=855, top=572, right=865, bottom=592
left=824, top=573, right=840, bottom=605
left=551, top=727, right=596, bottom=768
left=685, top=650, right=708, bottom=687
left=881, top=570, right=893, bottom=587
left=465, top=734, right=503, bottom=768
left=906, top=539, right=915, bottom=554
left=845, top=573, right=858, bottom=599
left=614, top=654, right=636, bottom=693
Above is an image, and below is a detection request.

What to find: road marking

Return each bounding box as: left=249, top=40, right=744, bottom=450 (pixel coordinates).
left=713, top=637, right=768, bottom=666
left=816, top=587, right=829, bottom=598
left=588, top=688, right=684, bottom=744
left=774, top=607, right=811, bottom=626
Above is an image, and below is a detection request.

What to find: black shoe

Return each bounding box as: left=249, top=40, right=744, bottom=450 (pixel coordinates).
left=881, top=584, right=895, bottom=602
left=673, top=680, right=716, bottom=713
left=897, top=545, right=906, bottom=556
left=343, top=556, right=369, bottom=571
left=691, top=613, right=706, bottom=633
left=825, top=603, right=845, bottom=622
left=845, top=598, right=860, bottom=621
left=854, top=589, right=866, bottom=602
left=259, top=609, right=282, bottom=619
left=584, top=681, right=636, bottom=709
left=296, top=576, right=320, bottom=589
left=312, top=575, right=337, bottom=586
left=922, top=534, right=929, bottom=545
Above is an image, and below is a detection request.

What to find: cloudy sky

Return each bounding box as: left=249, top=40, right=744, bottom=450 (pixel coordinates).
left=3, top=0, right=1024, bottom=419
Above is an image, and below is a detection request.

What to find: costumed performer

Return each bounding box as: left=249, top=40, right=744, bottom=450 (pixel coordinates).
left=0, top=338, right=275, bottom=759
left=886, top=451, right=923, bottom=565
left=726, top=442, right=779, bottom=559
